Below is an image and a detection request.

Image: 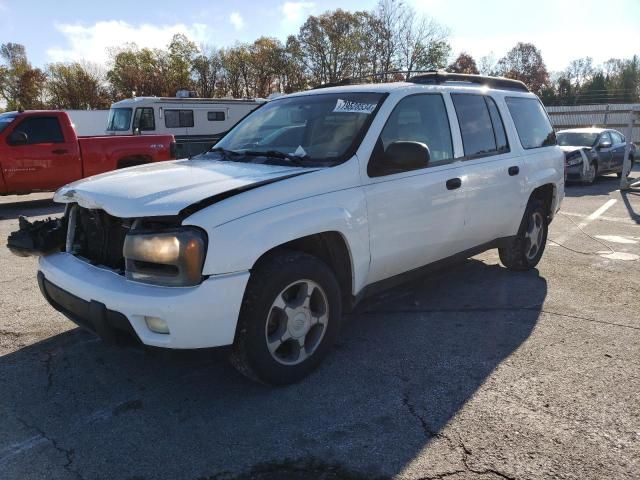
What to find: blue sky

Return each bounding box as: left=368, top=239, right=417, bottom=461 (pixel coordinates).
left=0, top=0, right=638, bottom=72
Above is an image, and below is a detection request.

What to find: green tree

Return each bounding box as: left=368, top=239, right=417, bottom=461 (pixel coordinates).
left=0, top=43, right=46, bottom=109
left=46, top=62, right=110, bottom=109
left=497, top=42, right=549, bottom=95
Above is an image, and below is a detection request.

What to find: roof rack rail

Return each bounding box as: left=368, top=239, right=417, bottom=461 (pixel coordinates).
left=407, top=71, right=529, bottom=92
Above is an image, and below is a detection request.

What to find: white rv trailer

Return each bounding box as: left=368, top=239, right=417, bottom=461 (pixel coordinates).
left=64, top=110, right=110, bottom=137
left=106, top=96, right=265, bottom=157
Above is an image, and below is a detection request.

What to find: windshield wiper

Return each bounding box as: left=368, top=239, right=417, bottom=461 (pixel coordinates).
left=207, top=147, right=244, bottom=161
left=241, top=150, right=306, bottom=166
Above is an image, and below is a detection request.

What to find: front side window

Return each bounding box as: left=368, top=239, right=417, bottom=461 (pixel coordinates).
left=165, top=110, right=194, bottom=128
left=133, top=108, right=155, bottom=131
left=212, top=92, right=386, bottom=165
left=14, top=117, right=64, bottom=144
left=451, top=93, right=504, bottom=158
left=208, top=111, right=225, bottom=121
left=369, top=93, right=453, bottom=176
left=106, top=108, right=133, bottom=132
left=609, top=131, right=623, bottom=144
left=505, top=97, right=556, bottom=149
left=598, top=132, right=612, bottom=146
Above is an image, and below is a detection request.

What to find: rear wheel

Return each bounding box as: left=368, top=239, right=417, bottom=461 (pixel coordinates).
left=499, top=199, right=548, bottom=271
left=230, top=250, right=342, bottom=385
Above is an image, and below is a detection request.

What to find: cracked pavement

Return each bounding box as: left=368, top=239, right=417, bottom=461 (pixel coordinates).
left=1, top=172, right=639, bottom=479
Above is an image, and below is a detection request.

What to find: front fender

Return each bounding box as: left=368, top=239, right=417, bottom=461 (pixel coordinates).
left=185, top=188, right=371, bottom=295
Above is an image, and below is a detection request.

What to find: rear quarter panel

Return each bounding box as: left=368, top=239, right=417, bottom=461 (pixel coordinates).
left=78, top=135, right=174, bottom=178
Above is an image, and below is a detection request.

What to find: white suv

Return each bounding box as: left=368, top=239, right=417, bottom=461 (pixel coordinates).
left=30, top=73, right=564, bottom=385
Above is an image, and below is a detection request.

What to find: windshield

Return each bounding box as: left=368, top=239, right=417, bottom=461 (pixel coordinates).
left=211, top=92, right=386, bottom=165
left=0, top=112, right=17, bottom=134
left=557, top=132, right=598, bottom=147
left=106, top=108, right=133, bottom=132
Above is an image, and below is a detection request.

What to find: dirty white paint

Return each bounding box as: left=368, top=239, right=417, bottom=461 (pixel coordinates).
left=0, top=435, right=48, bottom=464
left=594, top=235, right=638, bottom=245
left=586, top=199, right=617, bottom=221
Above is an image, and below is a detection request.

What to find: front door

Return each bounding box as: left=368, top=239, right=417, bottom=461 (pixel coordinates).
left=1, top=116, right=80, bottom=193
left=596, top=131, right=614, bottom=171
left=364, top=93, right=466, bottom=284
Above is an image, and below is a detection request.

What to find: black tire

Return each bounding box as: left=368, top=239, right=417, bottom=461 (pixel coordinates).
left=498, top=198, right=548, bottom=271
left=230, top=250, right=342, bottom=385
left=583, top=161, right=597, bottom=185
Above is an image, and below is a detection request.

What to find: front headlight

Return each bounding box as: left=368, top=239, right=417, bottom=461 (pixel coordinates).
left=123, top=227, right=207, bottom=286
left=565, top=151, right=583, bottom=167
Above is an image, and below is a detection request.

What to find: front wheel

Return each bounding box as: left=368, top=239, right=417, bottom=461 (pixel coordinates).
left=499, top=199, right=548, bottom=271
left=583, top=161, right=597, bottom=185
left=230, top=250, right=342, bottom=385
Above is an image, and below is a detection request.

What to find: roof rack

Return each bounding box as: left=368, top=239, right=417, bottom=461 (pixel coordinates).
left=311, top=70, right=529, bottom=92
left=407, top=71, right=529, bottom=92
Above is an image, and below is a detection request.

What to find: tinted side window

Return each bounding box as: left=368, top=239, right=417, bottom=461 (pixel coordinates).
left=134, top=108, right=155, bottom=131
left=451, top=94, right=497, bottom=157
left=208, top=111, right=225, bottom=121
left=505, top=97, right=556, bottom=149
left=15, top=117, right=64, bottom=144
left=370, top=93, right=453, bottom=176
left=485, top=97, right=509, bottom=152
left=165, top=109, right=194, bottom=128
left=599, top=132, right=612, bottom=145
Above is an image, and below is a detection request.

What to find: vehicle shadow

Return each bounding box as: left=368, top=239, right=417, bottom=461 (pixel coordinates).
left=0, top=258, right=546, bottom=479
left=0, top=198, right=63, bottom=221
left=564, top=165, right=639, bottom=198
left=621, top=188, right=640, bottom=224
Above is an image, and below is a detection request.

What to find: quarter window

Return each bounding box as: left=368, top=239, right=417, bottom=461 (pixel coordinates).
left=505, top=97, right=556, bottom=149
left=207, top=111, right=225, bottom=121
left=369, top=93, right=453, bottom=176
left=165, top=109, right=194, bottom=128
left=133, top=108, right=155, bottom=131
left=451, top=94, right=505, bottom=158
left=14, top=117, right=64, bottom=144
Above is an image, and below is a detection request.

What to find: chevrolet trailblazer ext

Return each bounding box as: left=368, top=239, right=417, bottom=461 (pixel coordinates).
left=20, top=73, right=564, bottom=385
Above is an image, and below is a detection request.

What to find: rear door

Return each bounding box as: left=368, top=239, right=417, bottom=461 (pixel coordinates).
left=2, top=115, right=81, bottom=192
left=451, top=93, right=525, bottom=246
left=364, top=93, right=466, bottom=284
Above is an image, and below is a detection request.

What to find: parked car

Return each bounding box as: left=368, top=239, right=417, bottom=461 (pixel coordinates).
left=106, top=94, right=265, bottom=157
left=557, top=127, right=635, bottom=184
left=11, top=73, right=564, bottom=385
left=0, top=110, right=176, bottom=195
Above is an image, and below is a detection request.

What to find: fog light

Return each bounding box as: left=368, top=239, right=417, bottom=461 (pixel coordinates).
left=145, top=316, right=170, bottom=334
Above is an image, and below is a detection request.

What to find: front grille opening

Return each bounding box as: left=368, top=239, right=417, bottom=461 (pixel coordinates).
left=71, top=208, right=131, bottom=271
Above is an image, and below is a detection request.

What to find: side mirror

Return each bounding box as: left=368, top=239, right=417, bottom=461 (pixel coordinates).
left=385, top=141, right=431, bottom=170
left=8, top=131, right=28, bottom=146
left=597, top=140, right=612, bottom=150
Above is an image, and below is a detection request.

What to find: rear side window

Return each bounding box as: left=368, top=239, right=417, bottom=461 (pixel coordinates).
left=133, top=108, right=155, bottom=131
left=451, top=94, right=507, bottom=158
left=208, top=111, right=225, bottom=121
left=14, top=117, right=64, bottom=144
left=505, top=97, right=556, bottom=149
left=165, top=109, right=194, bottom=128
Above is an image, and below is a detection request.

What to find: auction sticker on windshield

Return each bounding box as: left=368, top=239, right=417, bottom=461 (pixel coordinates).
left=333, top=99, right=377, bottom=114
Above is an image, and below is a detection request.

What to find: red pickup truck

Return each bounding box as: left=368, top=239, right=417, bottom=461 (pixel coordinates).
left=0, top=110, right=176, bottom=195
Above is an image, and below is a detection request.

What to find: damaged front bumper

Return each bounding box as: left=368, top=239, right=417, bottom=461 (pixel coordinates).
left=38, top=253, right=249, bottom=349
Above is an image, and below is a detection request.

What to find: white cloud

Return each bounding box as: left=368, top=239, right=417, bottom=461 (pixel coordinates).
left=46, top=20, right=212, bottom=65
left=281, top=2, right=315, bottom=24
left=229, top=12, right=244, bottom=31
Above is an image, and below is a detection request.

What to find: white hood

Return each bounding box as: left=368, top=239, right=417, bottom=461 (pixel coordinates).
left=54, top=159, right=310, bottom=218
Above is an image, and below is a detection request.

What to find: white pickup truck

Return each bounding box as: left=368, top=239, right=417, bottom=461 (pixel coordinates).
left=25, top=73, right=564, bottom=385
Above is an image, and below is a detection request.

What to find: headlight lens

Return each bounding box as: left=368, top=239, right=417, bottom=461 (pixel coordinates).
left=565, top=151, right=583, bottom=167
left=123, top=227, right=207, bottom=286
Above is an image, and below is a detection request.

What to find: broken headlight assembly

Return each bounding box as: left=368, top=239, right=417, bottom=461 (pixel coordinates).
left=123, top=227, right=207, bottom=287
left=565, top=151, right=583, bottom=167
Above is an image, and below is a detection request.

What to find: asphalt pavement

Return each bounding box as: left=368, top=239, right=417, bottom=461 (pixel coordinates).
left=0, top=170, right=639, bottom=480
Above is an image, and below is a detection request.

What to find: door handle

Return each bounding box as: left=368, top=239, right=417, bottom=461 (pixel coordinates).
left=508, top=166, right=519, bottom=176
left=52, top=149, right=68, bottom=155
left=446, top=178, right=462, bottom=190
